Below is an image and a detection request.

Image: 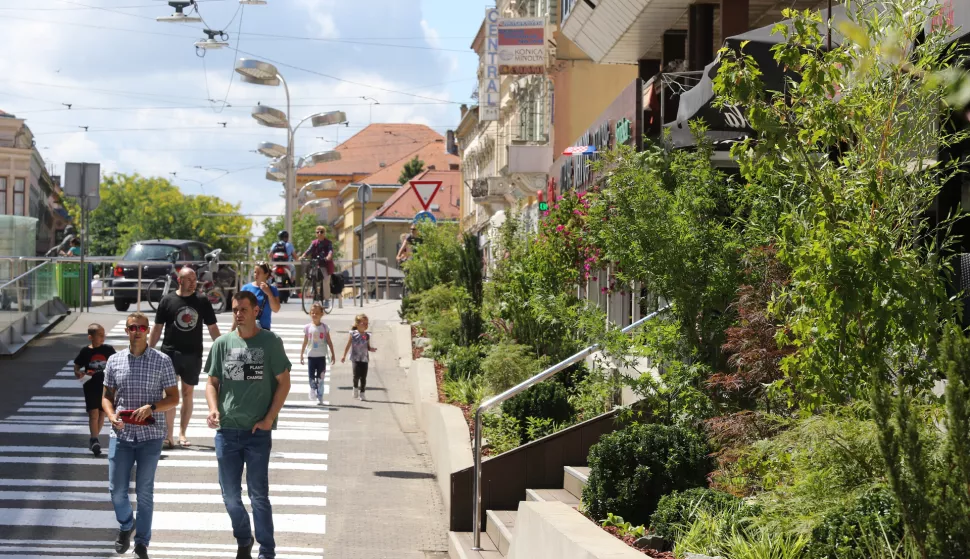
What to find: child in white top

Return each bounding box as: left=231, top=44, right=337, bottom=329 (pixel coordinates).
left=300, top=302, right=335, bottom=405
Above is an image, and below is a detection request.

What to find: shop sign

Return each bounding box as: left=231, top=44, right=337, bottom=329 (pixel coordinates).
left=498, top=17, right=546, bottom=75
left=480, top=8, right=500, bottom=121
left=616, top=118, right=632, bottom=146
left=559, top=120, right=611, bottom=192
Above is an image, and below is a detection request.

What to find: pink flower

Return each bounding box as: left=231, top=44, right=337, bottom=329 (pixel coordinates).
left=555, top=225, right=565, bottom=232
left=601, top=287, right=608, bottom=293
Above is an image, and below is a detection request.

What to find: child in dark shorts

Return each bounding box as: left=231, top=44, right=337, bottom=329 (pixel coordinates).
left=73, top=323, right=115, bottom=456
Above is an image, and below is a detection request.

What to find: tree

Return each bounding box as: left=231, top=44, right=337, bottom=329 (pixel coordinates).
left=69, top=173, right=251, bottom=257
left=256, top=213, right=338, bottom=261
left=398, top=156, right=425, bottom=185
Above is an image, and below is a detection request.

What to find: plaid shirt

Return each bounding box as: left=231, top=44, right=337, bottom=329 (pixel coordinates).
left=103, top=348, right=177, bottom=442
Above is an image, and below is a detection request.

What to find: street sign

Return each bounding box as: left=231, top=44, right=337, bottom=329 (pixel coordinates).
left=356, top=183, right=373, bottom=204
left=64, top=162, right=100, bottom=198
left=409, top=180, right=443, bottom=211
left=413, top=211, right=437, bottom=225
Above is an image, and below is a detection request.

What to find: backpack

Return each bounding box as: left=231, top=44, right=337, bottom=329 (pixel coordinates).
left=270, top=241, right=288, bottom=259
left=330, top=272, right=345, bottom=293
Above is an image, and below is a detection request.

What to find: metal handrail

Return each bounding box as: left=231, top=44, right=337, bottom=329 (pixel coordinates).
left=0, top=261, right=51, bottom=291
left=470, top=305, right=669, bottom=549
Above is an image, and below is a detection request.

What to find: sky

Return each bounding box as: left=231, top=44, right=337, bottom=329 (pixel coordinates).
left=0, top=0, right=485, bottom=235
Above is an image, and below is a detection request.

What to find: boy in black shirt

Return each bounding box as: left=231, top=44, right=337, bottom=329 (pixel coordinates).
left=73, top=323, right=115, bottom=456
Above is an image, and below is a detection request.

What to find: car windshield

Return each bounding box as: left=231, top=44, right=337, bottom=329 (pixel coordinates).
left=123, top=244, right=179, bottom=262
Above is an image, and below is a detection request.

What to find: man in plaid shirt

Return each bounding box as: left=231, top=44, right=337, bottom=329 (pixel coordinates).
left=102, top=312, right=180, bottom=559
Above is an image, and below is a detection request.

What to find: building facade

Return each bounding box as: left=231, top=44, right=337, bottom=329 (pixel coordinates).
left=460, top=0, right=638, bottom=265
left=0, top=111, right=69, bottom=256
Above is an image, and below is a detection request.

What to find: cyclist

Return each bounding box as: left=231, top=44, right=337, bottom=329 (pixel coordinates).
left=300, top=226, right=334, bottom=308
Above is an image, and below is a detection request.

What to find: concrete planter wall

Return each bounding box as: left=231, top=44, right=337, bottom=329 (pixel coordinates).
left=508, top=501, right=650, bottom=559
left=392, top=323, right=474, bottom=518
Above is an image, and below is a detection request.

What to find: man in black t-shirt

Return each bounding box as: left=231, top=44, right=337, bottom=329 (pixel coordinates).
left=149, top=267, right=220, bottom=448
left=73, top=323, right=116, bottom=456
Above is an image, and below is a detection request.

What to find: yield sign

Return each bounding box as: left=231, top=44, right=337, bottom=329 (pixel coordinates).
left=409, top=180, right=443, bottom=211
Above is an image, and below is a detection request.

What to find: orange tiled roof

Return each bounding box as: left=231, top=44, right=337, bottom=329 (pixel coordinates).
left=369, top=168, right=461, bottom=222
left=298, top=123, right=446, bottom=177
left=361, top=141, right=460, bottom=185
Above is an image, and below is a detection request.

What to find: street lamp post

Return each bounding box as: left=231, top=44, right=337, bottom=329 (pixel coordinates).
left=360, top=96, right=379, bottom=125
left=235, top=58, right=347, bottom=236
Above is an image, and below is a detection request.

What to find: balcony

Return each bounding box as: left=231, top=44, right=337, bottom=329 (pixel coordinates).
left=469, top=177, right=512, bottom=212
left=507, top=144, right=553, bottom=196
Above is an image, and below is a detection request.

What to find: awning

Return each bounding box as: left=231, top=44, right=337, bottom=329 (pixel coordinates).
left=667, top=5, right=849, bottom=147
left=668, top=0, right=970, bottom=148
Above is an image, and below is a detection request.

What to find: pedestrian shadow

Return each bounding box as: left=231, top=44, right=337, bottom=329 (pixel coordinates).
left=361, top=400, right=410, bottom=405
left=319, top=404, right=372, bottom=410
left=336, top=386, right=386, bottom=391
left=373, top=470, right=436, bottom=480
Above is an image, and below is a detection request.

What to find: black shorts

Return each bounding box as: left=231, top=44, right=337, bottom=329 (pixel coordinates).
left=82, top=373, right=104, bottom=412
left=163, top=350, right=203, bottom=386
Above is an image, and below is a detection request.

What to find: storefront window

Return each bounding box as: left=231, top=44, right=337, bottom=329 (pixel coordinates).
left=13, top=178, right=24, bottom=216
left=0, top=178, right=6, bottom=215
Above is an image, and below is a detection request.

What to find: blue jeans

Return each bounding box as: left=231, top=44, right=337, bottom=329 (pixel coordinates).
left=215, top=429, right=275, bottom=558
left=107, top=437, right=164, bottom=547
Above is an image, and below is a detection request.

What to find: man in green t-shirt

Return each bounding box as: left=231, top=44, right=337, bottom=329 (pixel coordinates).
left=205, top=291, right=291, bottom=559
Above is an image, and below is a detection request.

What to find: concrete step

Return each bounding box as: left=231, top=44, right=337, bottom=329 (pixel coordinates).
left=563, top=465, right=590, bottom=501
left=486, top=509, right=516, bottom=556
left=448, top=530, right=505, bottom=559
left=525, top=488, right=581, bottom=509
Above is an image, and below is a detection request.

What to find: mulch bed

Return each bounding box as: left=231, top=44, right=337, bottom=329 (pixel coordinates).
left=593, top=519, right=673, bottom=559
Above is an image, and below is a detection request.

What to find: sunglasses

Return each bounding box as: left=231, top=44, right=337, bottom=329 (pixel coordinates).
left=316, top=231, right=325, bottom=235
left=127, top=324, right=149, bottom=333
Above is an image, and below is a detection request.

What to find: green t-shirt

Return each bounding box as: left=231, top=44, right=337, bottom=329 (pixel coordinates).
left=205, top=329, right=292, bottom=431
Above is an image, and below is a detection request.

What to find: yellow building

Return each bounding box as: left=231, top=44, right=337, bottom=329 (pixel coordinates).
left=296, top=123, right=459, bottom=260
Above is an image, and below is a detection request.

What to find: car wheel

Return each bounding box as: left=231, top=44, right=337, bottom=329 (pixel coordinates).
left=114, top=300, right=130, bottom=312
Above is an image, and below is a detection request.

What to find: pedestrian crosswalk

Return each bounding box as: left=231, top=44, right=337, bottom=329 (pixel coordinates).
left=0, top=318, right=331, bottom=557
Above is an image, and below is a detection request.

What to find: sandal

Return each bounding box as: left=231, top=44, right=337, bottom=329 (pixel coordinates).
left=162, top=439, right=174, bottom=450
left=178, top=438, right=191, bottom=448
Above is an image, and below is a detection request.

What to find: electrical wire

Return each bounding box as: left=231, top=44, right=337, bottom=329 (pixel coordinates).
left=239, top=32, right=473, bottom=53
left=235, top=48, right=465, bottom=105
left=54, top=0, right=158, bottom=21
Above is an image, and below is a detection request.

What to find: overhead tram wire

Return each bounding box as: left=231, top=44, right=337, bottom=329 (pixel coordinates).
left=234, top=48, right=465, bottom=105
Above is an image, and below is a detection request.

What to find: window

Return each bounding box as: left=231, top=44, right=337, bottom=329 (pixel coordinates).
left=187, top=244, right=206, bottom=262
left=0, top=178, right=6, bottom=214
left=13, top=178, right=24, bottom=216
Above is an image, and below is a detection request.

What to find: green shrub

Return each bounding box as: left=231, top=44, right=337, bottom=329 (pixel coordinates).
left=600, top=513, right=646, bottom=539
left=583, top=423, right=712, bottom=527
left=442, top=375, right=488, bottom=407
left=502, top=382, right=574, bottom=441
left=481, top=343, right=544, bottom=393
left=650, top=487, right=747, bottom=542
left=403, top=223, right=462, bottom=294
left=482, top=412, right=521, bottom=455
left=424, top=309, right=460, bottom=359
left=524, top=416, right=568, bottom=441
left=446, top=344, right=484, bottom=381
left=806, top=486, right=903, bottom=559
left=416, top=283, right=458, bottom=317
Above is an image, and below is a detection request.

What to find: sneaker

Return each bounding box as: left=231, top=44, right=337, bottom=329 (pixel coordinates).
left=90, top=437, right=101, bottom=457
left=133, top=543, right=149, bottom=559
left=352, top=387, right=359, bottom=399
left=236, top=537, right=254, bottom=559
left=114, top=528, right=132, bottom=554
left=359, top=392, right=365, bottom=402
left=308, top=387, right=315, bottom=401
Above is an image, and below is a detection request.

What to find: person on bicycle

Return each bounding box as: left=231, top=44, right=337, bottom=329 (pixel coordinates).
left=396, top=224, right=421, bottom=266
left=300, top=226, right=334, bottom=307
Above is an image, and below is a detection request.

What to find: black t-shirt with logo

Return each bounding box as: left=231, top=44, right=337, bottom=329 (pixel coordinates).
left=155, top=292, right=217, bottom=355
left=74, top=345, right=116, bottom=379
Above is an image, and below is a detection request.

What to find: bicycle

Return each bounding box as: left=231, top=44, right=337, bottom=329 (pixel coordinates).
left=147, top=249, right=227, bottom=313
left=301, top=259, right=335, bottom=315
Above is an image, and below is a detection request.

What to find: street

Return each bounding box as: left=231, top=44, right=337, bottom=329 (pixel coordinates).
left=0, top=300, right=448, bottom=559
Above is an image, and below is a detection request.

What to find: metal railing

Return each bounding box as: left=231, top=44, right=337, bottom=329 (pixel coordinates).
left=469, top=305, right=669, bottom=549
left=0, top=254, right=401, bottom=313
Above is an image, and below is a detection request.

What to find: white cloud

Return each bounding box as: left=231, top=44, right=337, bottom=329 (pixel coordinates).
left=295, top=0, right=340, bottom=39
left=421, top=19, right=461, bottom=75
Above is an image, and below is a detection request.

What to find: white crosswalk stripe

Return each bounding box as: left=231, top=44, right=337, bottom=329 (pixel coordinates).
left=0, top=316, right=333, bottom=556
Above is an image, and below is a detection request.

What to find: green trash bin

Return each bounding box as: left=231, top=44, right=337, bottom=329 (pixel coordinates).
left=56, top=262, right=89, bottom=308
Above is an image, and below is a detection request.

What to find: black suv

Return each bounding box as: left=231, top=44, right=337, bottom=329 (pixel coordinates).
left=111, top=239, right=236, bottom=311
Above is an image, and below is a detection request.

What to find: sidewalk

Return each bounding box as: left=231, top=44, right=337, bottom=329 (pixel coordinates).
left=323, top=299, right=450, bottom=558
